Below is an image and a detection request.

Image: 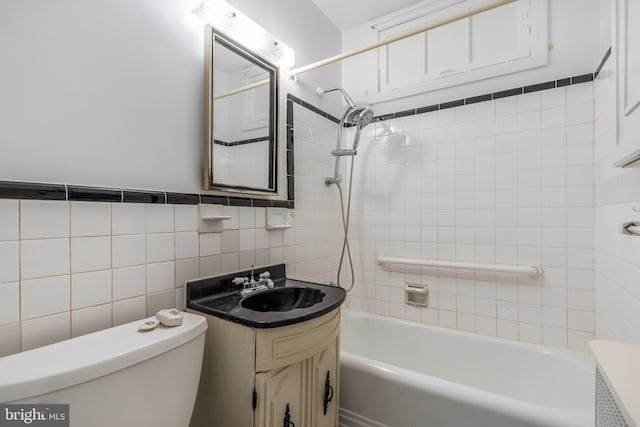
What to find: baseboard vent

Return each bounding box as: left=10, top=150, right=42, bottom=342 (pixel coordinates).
left=596, top=367, right=630, bottom=427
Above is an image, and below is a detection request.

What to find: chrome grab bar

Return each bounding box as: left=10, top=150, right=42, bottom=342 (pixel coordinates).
left=377, top=256, right=542, bottom=278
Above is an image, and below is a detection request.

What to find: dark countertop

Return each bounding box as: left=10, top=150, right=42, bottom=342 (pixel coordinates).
left=186, top=264, right=346, bottom=328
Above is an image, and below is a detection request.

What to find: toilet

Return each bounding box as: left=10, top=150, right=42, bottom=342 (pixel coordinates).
left=0, top=312, right=207, bottom=427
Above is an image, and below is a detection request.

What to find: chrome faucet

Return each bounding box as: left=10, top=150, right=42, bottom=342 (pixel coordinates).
left=232, top=266, right=275, bottom=297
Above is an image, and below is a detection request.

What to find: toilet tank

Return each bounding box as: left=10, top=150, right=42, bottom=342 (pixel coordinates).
left=0, top=312, right=207, bottom=427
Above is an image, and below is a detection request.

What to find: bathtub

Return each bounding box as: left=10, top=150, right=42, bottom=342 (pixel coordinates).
left=339, top=311, right=595, bottom=427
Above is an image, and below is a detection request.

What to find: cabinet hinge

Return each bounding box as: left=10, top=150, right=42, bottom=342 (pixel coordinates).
left=252, top=388, right=257, bottom=410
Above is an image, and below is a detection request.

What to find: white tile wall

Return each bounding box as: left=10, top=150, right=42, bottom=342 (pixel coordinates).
left=71, top=304, right=112, bottom=338
left=21, top=200, right=69, bottom=239
left=21, top=275, right=70, bottom=320
left=112, top=265, right=146, bottom=301
left=593, top=51, right=640, bottom=344
left=0, top=200, right=19, bottom=241
left=0, top=282, right=19, bottom=325
left=21, top=312, right=70, bottom=351
left=21, top=239, right=70, bottom=280
left=346, top=84, right=596, bottom=351
left=71, top=270, right=111, bottom=310
left=71, top=237, right=111, bottom=273
left=70, top=202, right=111, bottom=237
left=0, top=103, right=341, bottom=355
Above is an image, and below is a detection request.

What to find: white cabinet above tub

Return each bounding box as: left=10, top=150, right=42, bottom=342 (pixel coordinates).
left=343, top=0, right=548, bottom=103
left=187, top=308, right=341, bottom=427
left=611, top=0, right=640, bottom=168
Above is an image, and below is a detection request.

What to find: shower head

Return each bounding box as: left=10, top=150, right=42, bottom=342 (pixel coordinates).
left=345, top=106, right=374, bottom=129
left=316, top=87, right=356, bottom=109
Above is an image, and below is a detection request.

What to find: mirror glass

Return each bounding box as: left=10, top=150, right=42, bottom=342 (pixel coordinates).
left=205, top=31, right=278, bottom=193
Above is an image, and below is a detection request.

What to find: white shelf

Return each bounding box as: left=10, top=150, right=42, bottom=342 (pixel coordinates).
left=267, top=224, right=292, bottom=230
left=202, top=215, right=232, bottom=221
left=265, top=208, right=292, bottom=231
left=199, top=205, right=232, bottom=233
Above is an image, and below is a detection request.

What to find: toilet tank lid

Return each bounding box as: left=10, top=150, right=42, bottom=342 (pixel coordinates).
left=0, top=312, right=207, bottom=402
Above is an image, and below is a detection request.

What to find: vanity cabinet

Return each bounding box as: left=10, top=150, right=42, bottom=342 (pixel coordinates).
left=188, top=308, right=340, bottom=427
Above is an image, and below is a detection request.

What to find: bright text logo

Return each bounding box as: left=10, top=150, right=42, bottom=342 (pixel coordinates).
left=0, top=405, right=68, bottom=426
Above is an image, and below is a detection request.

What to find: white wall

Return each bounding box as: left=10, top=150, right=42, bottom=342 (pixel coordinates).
left=0, top=0, right=342, bottom=193
left=593, top=0, right=640, bottom=343
left=342, top=0, right=601, bottom=115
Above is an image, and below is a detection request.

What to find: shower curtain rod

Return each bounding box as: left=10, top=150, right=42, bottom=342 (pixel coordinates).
left=290, top=0, right=516, bottom=77
left=213, top=0, right=516, bottom=100
left=214, top=78, right=269, bottom=100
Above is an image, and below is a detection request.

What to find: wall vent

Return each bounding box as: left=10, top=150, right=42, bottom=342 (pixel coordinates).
left=596, top=367, right=630, bottom=427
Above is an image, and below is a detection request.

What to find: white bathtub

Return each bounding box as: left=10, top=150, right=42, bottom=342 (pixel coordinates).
left=339, top=311, right=595, bottom=427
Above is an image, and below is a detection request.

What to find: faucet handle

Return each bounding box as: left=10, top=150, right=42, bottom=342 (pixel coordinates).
left=232, top=277, right=247, bottom=286
left=259, top=271, right=271, bottom=279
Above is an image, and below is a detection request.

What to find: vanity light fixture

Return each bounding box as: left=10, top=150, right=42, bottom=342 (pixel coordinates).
left=191, top=0, right=295, bottom=69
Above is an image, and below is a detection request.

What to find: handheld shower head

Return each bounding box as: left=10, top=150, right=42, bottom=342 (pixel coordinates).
left=345, top=107, right=374, bottom=129
left=316, top=87, right=356, bottom=109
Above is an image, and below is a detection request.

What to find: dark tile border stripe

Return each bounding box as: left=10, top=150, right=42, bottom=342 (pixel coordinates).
left=166, top=192, right=200, bottom=205
left=439, top=99, right=465, bottom=109
left=595, top=47, right=612, bottom=77
left=371, top=69, right=602, bottom=122
left=251, top=198, right=271, bottom=207
left=123, top=190, right=165, bottom=204
left=228, top=196, right=252, bottom=207
left=395, top=108, right=417, bottom=118
left=285, top=97, right=296, bottom=206
left=376, top=113, right=394, bottom=121
left=200, top=195, right=229, bottom=205
left=464, top=94, right=492, bottom=105
left=524, top=81, right=555, bottom=93
left=68, top=185, right=122, bottom=202
left=0, top=181, right=296, bottom=209
left=493, top=87, right=523, bottom=99
left=213, top=137, right=271, bottom=147
left=416, top=104, right=439, bottom=114
left=0, top=181, right=66, bottom=201
left=572, top=73, right=594, bottom=84
left=287, top=94, right=340, bottom=124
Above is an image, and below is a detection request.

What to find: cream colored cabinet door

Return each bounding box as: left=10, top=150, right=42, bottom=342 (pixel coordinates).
left=254, top=361, right=304, bottom=427
left=312, top=333, right=339, bottom=427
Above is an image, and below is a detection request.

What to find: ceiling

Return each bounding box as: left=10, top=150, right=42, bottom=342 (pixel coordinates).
left=311, top=0, right=426, bottom=30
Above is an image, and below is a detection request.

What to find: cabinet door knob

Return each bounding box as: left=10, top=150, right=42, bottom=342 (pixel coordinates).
left=323, top=370, right=334, bottom=415
left=283, top=403, right=295, bottom=427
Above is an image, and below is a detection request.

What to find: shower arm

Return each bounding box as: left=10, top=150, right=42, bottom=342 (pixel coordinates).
left=317, top=87, right=356, bottom=109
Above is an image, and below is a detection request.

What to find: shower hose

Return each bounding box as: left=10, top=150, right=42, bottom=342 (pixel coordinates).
left=335, top=154, right=356, bottom=292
